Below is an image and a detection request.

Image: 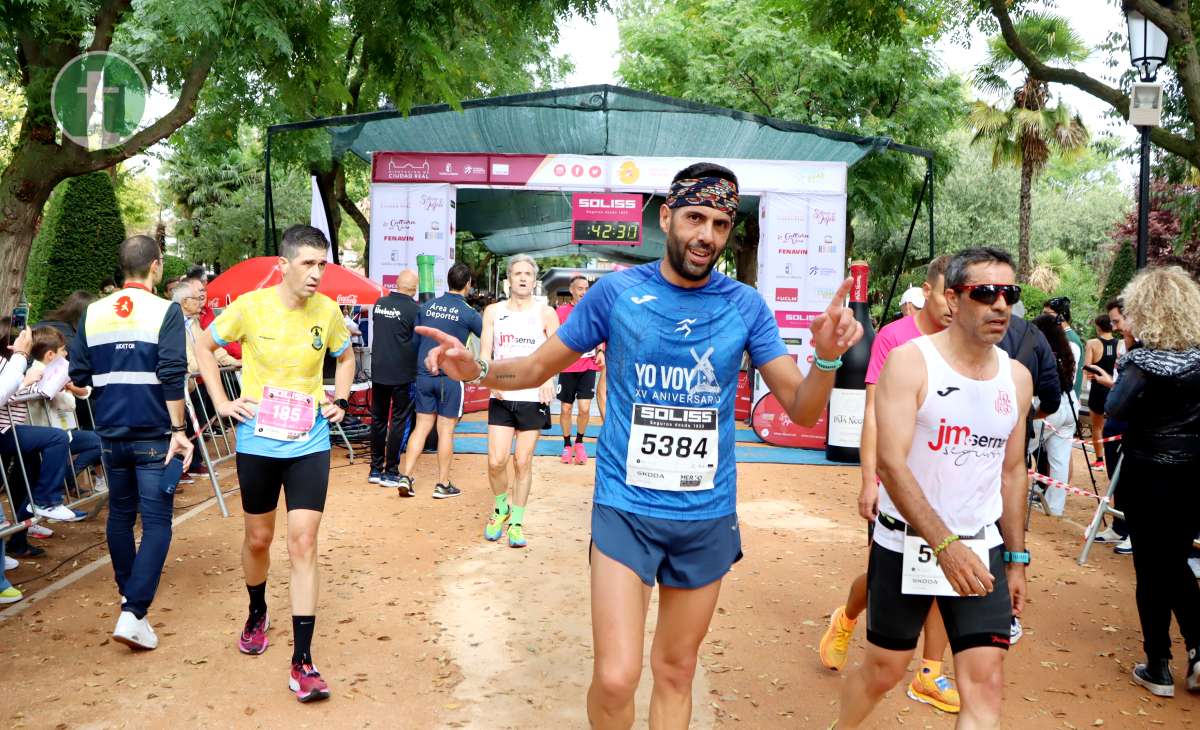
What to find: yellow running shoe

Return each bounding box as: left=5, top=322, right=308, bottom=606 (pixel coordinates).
left=907, top=667, right=961, bottom=713
left=484, top=509, right=509, bottom=542
left=818, top=605, right=857, bottom=671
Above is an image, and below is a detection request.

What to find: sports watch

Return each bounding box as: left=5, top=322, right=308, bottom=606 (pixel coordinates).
left=333, top=398, right=350, bottom=411
left=1003, top=550, right=1031, bottom=565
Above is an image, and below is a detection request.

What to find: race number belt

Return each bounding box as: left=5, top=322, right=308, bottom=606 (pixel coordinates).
left=900, top=525, right=990, bottom=597
left=625, top=404, right=717, bottom=491
left=254, top=386, right=316, bottom=442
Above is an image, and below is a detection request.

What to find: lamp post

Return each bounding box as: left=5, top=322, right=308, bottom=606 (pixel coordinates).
left=1125, top=4, right=1170, bottom=270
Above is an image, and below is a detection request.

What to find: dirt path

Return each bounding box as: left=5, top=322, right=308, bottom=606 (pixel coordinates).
left=1, top=437, right=1195, bottom=729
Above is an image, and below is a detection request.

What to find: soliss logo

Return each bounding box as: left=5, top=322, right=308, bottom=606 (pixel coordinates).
left=578, top=198, right=636, bottom=209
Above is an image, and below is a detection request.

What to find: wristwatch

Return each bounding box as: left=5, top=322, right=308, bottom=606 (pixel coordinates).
left=334, top=398, right=350, bottom=410
left=1003, top=550, right=1031, bottom=565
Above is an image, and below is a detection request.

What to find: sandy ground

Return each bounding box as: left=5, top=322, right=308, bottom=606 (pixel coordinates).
left=1, top=426, right=1195, bottom=729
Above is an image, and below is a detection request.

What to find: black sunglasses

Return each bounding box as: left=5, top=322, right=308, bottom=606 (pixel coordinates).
left=951, top=284, right=1022, bottom=306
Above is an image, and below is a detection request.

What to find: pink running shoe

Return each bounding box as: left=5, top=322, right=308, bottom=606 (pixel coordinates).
left=573, top=441, right=588, bottom=465
left=289, top=662, right=331, bottom=702
left=561, top=445, right=572, bottom=464
left=238, top=612, right=269, bottom=655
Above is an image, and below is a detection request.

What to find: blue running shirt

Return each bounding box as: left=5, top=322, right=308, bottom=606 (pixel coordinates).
left=557, top=262, right=787, bottom=520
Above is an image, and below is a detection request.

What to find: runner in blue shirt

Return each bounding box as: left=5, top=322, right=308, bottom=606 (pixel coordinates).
left=418, top=162, right=862, bottom=728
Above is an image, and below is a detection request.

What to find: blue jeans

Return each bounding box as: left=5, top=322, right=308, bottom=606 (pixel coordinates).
left=102, top=438, right=174, bottom=619
left=68, top=430, right=102, bottom=487
left=0, top=425, right=69, bottom=508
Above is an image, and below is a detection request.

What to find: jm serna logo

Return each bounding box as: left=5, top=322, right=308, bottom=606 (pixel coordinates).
left=51, top=51, right=148, bottom=151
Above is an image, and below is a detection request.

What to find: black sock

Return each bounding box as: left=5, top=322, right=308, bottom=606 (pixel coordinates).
left=292, top=615, right=315, bottom=665
left=575, top=432, right=585, bottom=445
left=247, top=582, right=267, bottom=618
left=563, top=435, right=573, bottom=447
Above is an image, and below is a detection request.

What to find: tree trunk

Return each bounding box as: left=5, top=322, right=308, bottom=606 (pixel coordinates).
left=334, top=166, right=370, bottom=274
left=735, top=213, right=759, bottom=287
left=1017, top=155, right=1034, bottom=283
left=312, top=165, right=342, bottom=265
left=0, top=141, right=64, bottom=316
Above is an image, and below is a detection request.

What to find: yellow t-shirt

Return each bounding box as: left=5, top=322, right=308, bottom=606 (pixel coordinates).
left=211, top=287, right=350, bottom=402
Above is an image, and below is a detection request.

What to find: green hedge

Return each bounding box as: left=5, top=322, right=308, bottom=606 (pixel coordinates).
left=159, top=254, right=189, bottom=295
left=1101, top=242, right=1136, bottom=306
left=26, top=172, right=125, bottom=320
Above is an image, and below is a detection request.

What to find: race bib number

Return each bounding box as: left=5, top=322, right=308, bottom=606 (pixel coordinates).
left=254, top=386, right=316, bottom=442
left=900, top=528, right=989, bottom=597
left=626, top=405, right=718, bottom=491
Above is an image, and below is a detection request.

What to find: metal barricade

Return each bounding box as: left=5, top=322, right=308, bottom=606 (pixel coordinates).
left=185, top=366, right=244, bottom=517
left=0, top=403, right=45, bottom=540
left=1078, top=454, right=1123, bottom=565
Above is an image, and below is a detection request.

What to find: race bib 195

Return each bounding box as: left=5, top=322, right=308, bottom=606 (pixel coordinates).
left=625, top=404, right=718, bottom=491
left=254, top=386, right=316, bottom=442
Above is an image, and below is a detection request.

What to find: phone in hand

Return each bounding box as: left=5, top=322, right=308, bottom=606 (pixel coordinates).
left=160, top=454, right=185, bottom=496
left=11, top=303, right=28, bottom=331
left=1083, top=364, right=1105, bottom=375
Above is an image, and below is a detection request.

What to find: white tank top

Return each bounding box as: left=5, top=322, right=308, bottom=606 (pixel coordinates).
left=874, top=336, right=1019, bottom=553
left=491, top=299, right=547, bottom=402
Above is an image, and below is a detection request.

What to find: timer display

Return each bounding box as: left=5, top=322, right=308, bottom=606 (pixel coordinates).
left=572, top=220, right=641, bottom=243
left=571, top=192, right=643, bottom=246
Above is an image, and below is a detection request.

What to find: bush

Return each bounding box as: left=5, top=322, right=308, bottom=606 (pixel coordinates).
left=1101, top=241, right=1136, bottom=305
left=25, top=172, right=125, bottom=320
left=1020, top=284, right=1050, bottom=319
left=159, top=254, right=189, bottom=295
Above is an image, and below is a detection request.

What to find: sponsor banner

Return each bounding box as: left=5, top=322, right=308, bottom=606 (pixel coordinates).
left=372, top=152, right=489, bottom=184
left=773, top=310, right=822, bottom=329
left=751, top=395, right=828, bottom=450
left=609, top=156, right=846, bottom=195
left=758, top=192, right=846, bottom=338
left=503, top=155, right=609, bottom=189
left=367, top=183, right=456, bottom=294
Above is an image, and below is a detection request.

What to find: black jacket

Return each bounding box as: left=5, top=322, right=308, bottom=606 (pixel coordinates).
left=999, top=315, right=1062, bottom=416
left=1106, top=346, right=1200, bottom=465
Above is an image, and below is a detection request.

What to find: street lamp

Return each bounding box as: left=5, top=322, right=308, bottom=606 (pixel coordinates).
left=1125, top=3, right=1170, bottom=269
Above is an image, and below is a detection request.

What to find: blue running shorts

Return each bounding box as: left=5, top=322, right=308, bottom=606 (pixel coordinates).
left=413, top=374, right=464, bottom=418
left=590, top=503, right=742, bottom=589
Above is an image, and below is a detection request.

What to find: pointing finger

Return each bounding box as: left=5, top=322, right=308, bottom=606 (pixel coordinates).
left=827, top=277, right=853, bottom=311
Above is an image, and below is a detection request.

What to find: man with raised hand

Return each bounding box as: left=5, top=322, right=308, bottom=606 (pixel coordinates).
left=420, top=162, right=860, bottom=729
left=819, top=255, right=963, bottom=714
left=476, top=254, right=558, bottom=548
left=556, top=274, right=603, bottom=465
left=837, top=247, right=1032, bottom=729
left=195, top=225, right=353, bottom=704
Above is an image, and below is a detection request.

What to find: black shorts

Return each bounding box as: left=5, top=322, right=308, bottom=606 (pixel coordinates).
left=557, top=370, right=597, bottom=404
left=1087, top=382, right=1111, bottom=415
left=236, top=450, right=331, bottom=514
left=487, top=398, right=550, bottom=432
left=866, top=541, right=1011, bottom=654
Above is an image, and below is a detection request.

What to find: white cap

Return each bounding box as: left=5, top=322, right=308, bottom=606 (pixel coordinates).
left=899, top=286, right=925, bottom=309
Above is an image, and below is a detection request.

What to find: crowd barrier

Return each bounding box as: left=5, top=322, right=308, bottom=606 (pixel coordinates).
left=0, top=399, right=108, bottom=540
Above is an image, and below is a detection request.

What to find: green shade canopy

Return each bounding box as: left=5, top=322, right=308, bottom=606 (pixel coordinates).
left=273, top=85, right=922, bottom=261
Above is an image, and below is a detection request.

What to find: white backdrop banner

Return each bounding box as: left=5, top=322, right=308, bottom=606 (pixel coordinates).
left=367, top=183, right=456, bottom=293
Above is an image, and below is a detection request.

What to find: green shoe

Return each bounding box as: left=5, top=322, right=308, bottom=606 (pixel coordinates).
left=507, top=523, right=526, bottom=548
left=0, top=586, right=23, bottom=604
left=484, top=509, right=509, bottom=541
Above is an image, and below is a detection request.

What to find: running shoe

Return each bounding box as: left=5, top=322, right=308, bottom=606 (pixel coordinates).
left=33, top=504, right=85, bottom=522
left=381, top=471, right=403, bottom=489
left=1114, top=537, right=1133, bottom=555
left=573, top=442, right=588, bottom=465
left=394, top=475, right=414, bottom=496
left=178, top=472, right=195, bottom=485
left=367, top=469, right=382, bottom=484
left=484, top=509, right=509, bottom=541
left=289, top=662, right=331, bottom=703
left=507, top=523, right=527, bottom=548
left=238, top=612, right=269, bottom=655
left=1010, top=617, right=1023, bottom=645
left=818, top=605, right=856, bottom=671
left=4, top=555, right=17, bottom=570
left=29, top=524, right=53, bottom=540
left=112, top=610, right=158, bottom=650
left=1090, top=459, right=1106, bottom=471
left=561, top=445, right=572, bottom=464
left=432, top=483, right=461, bottom=499
left=0, top=586, right=22, bottom=604
left=907, top=668, right=961, bottom=713
left=1093, top=526, right=1124, bottom=543
left=1133, top=659, right=1175, bottom=697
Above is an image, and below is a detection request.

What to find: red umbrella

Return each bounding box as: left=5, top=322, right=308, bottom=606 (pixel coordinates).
left=206, top=257, right=385, bottom=307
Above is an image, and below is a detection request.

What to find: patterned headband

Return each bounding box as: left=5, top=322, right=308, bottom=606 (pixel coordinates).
left=666, top=176, right=739, bottom=218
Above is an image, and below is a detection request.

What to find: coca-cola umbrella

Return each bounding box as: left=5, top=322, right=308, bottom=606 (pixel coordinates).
left=206, top=257, right=385, bottom=308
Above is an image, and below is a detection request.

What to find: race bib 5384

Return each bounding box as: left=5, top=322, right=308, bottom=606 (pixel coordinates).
left=625, top=404, right=718, bottom=491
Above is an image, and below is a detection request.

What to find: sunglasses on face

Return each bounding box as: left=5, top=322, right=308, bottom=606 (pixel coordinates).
left=951, top=284, right=1022, bottom=306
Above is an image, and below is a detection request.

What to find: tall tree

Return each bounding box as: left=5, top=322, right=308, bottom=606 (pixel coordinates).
left=969, top=13, right=1090, bottom=281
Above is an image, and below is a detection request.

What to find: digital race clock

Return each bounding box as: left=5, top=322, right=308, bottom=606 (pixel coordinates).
left=571, top=193, right=643, bottom=246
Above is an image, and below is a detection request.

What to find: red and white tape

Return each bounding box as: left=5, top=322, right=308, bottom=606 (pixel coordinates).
left=1039, top=422, right=1123, bottom=447
left=1028, top=469, right=1109, bottom=502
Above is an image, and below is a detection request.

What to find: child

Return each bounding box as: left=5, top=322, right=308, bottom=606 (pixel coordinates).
left=21, top=327, right=104, bottom=493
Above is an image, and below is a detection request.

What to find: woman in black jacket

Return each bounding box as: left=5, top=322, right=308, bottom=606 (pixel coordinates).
left=1106, top=265, right=1200, bottom=698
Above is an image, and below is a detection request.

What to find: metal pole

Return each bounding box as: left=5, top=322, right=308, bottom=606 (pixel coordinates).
left=927, top=157, right=935, bottom=259
left=1136, top=125, right=1151, bottom=269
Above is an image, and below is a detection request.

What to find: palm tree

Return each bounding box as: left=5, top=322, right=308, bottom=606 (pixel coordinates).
left=969, top=13, right=1090, bottom=282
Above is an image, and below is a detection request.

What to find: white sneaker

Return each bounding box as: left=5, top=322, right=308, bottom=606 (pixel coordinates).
left=4, top=555, right=17, bottom=570
left=92, top=474, right=108, bottom=493
left=28, top=524, right=53, bottom=539
left=1010, top=617, right=1023, bottom=645
left=1094, top=527, right=1124, bottom=543
left=1114, top=537, right=1133, bottom=555
left=1189, top=558, right=1200, bottom=580
left=112, top=610, right=158, bottom=650
left=33, top=504, right=84, bottom=522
